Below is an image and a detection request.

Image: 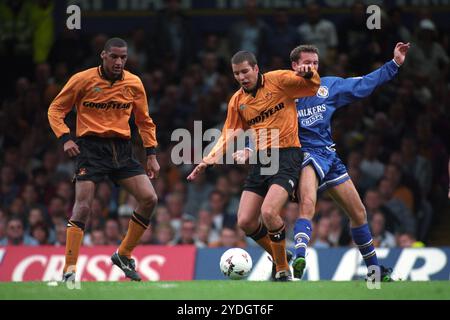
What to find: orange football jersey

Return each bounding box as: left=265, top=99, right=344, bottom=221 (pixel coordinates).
left=48, top=66, right=157, bottom=148
left=203, top=69, right=320, bottom=164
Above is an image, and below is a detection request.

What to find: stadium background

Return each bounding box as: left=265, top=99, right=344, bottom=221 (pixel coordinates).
left=0, top=0, right=449, bottom=282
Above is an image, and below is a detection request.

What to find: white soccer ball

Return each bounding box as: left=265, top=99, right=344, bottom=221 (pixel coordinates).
left=219, top=248, right=253, bottom=280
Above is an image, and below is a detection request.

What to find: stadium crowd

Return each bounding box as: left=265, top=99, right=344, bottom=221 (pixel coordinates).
left=0, top=0, right=449, bottom=249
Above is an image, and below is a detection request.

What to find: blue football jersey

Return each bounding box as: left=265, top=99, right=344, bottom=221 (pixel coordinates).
left=296, top=59, right=400, bottom=148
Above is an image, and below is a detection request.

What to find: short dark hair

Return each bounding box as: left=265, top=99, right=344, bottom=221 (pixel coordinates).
left=104, top=37, right=127, bottom=52
left=231, top=51, right=257, bottom=66
left=290, top=45, right=319, bottom=62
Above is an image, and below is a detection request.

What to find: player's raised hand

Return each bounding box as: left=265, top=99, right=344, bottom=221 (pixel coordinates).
left=394, top=42, right=411, bottom=66
left=187, top=162, right=208, bottom=181
left=295, top=64, right=313, bottom=79
left=146, top=155, right=160, bottom=179
left=63, top=140, right=80, bottom=158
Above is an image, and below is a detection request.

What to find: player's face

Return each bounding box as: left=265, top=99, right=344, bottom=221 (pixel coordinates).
left=232, top=61, right=259, bottom=91
left=292, top=52, right=319, bottom=72
left=101, top=46, right=128, bottom=77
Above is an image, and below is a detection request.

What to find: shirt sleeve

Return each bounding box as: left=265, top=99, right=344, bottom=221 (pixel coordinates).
left=203, top=95, right=247, bottom=165
left=133, top=79, right=158, bottom=154
left=47, top=73, right=83, bottom=142
left=276, top=69, right=320, bottom=99
left=334, top=60, right=399, bottom=108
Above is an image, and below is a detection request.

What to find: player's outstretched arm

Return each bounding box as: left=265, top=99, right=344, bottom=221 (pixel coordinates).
left=335, top=42, right=410, bottom=108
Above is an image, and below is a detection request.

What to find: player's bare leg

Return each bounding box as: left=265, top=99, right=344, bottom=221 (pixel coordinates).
left=292, top=165, right=318, bottom=279
left=326, top=179, right=366, bottom=227
left=63, top=180, right=95, bottom=280
left=112, top=174, right=158, bottom=281
left=327, top=180, right=393, bottom=281
left=237, top=191, right=269, bottom=252
left=261, top=184, right=291, bottom=280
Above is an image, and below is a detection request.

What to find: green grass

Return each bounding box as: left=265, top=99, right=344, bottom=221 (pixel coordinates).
left=1, top=281, right=450, bottom=300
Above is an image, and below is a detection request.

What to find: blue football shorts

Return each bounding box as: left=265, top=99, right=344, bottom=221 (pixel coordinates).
left=301, top=146, right=350, bottom=192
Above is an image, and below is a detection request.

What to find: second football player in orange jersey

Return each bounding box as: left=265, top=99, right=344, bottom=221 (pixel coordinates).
left=188, top=51, right=320, bottom=280
left=48, top=38, right=159, bottom=282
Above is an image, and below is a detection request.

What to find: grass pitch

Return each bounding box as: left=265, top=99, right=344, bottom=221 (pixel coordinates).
left=0, top=280, right=449, bottom=300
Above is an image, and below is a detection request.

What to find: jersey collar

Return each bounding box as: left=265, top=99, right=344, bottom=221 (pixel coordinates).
left=97, top=65, right=125, bottom=84
left=243, top=73, right=264, bottom=97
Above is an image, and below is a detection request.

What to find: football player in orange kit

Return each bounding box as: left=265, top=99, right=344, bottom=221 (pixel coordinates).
left=187, top=51, right=320, bottom=280
left=48, top=38, right=159, bottom=282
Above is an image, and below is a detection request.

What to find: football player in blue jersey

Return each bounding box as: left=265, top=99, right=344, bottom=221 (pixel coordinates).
left=234, top=42, right=410, bottom=281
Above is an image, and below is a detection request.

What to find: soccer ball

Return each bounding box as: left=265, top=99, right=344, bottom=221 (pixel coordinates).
left=219, top=248, right=253, bottom=280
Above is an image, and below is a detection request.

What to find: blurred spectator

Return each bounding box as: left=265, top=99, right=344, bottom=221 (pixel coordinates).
left=29, top=0, right=54, bottom=64
left=55, top=180, right=74, bottom=208
left=383, top=163, right=415, bottom=212
left=297, top=2, right=338, bottom=66
left=152, top=0, right=194, bottom=71
left=266, top=8, right=301, bottom=67
left=0, top=0, right=34, bottom=88
left=96, top=181, right=117, bottom=214
left=328, top=208, right=351, bottom=246
left=400, top=135, right=432, bottom=198
left=173, top=218, right=197, bottom=245
left=21, top=184, right=41, bottom=213
left=140, top=227, right=154, bottom=245
left=54, top=220, right=66, bottom=246
left=360, top=134, right=385, bottom=182
left=117, top=203, right=134, bottom=237
left=311, top=216, right=332, bottom=248
left=126, top=28, right=149, bottom=74
left=82, top=33, right=107, bottom=69
left=90, top=228, right=107, bottom=246
left=30, top=221, right=50, bottom=245
left=26, top=206, right=47, bottom=230
left=185, top=170, right=213, bottom=216
left=338, top=1, right=375, bottom=74
left=370, top=210, right=396, bottom=248
left=209, top=227, right=246, bottom=248
left=377, top=178, right=416, bottom=235
left=154, top=222, right=175, bottom=245
left=0, top=217, right=38, bottom=246
left=166, top=192, right=189, bottom=233
left=197, top=209, right=219, bottom=244
left=204, top=190, right=237, bottom=232
left=396, top=231, right=425, bottom=248
left=363, top=188, right=399, bottom=233
left=195, top=223, right=211, bottom=248
left=228, top=0, right=270, bottom=63
left=403, top=18, right=449, bottom=83
left=0, top=165, right=20, bottom=208
left=104, top=218, right=122, bottom=246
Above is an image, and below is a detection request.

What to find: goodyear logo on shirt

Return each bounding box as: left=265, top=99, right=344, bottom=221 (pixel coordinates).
left=246, top=102, right=284, bottom=126
left=82, top=100, right=132, bottom=110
